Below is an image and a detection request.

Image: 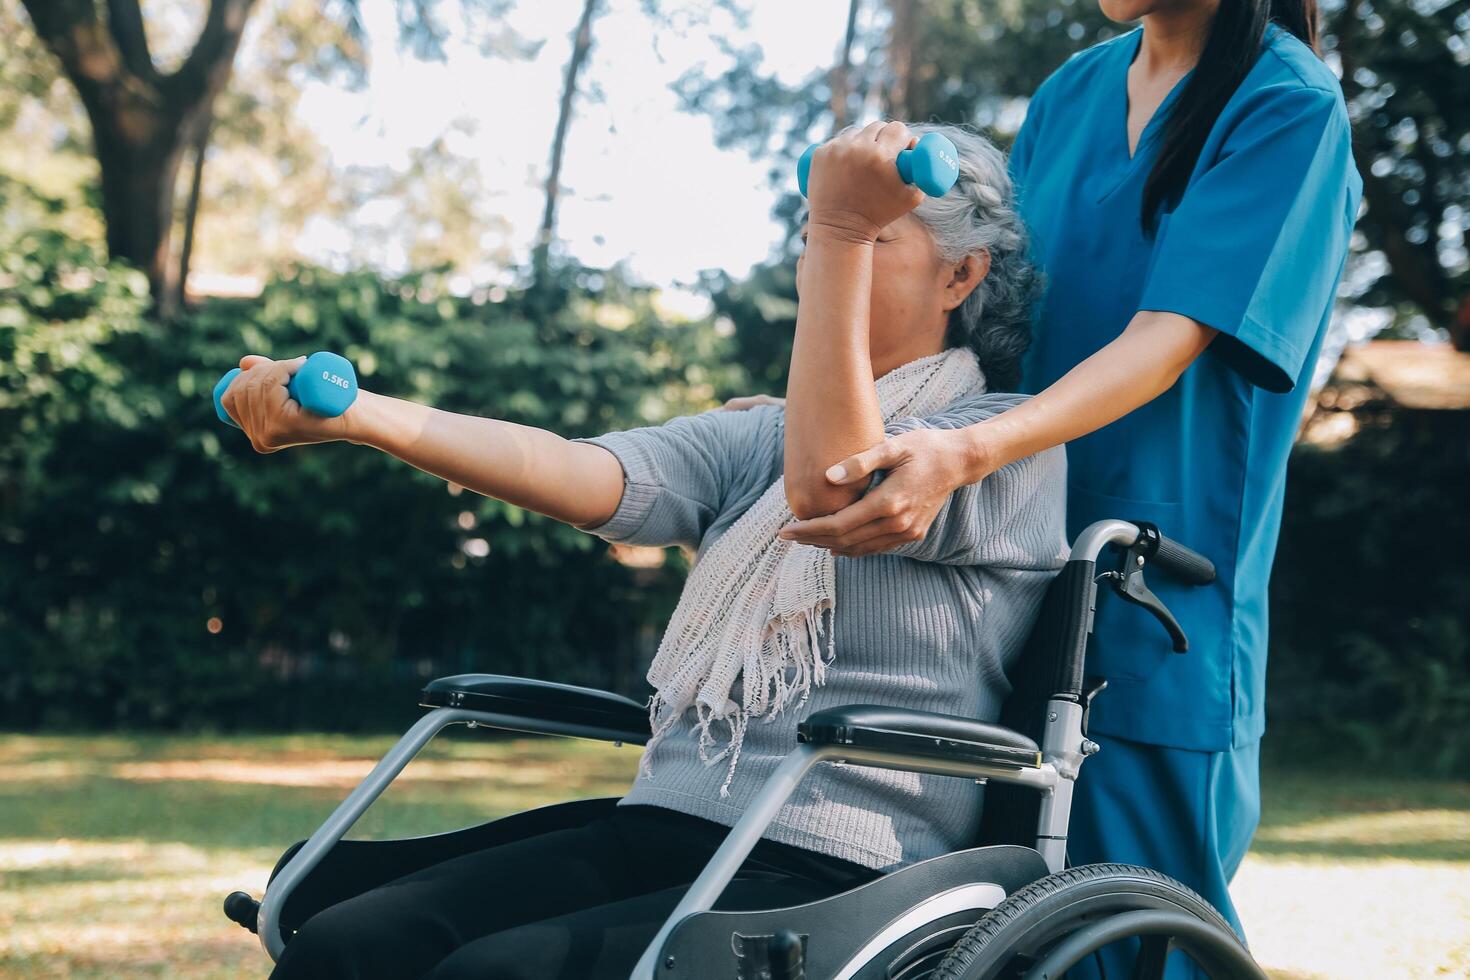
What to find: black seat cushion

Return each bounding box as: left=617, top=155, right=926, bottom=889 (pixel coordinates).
left=420, top=674, right=650, bottom=738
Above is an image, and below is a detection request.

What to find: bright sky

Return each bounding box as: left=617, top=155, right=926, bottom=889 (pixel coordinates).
left=291, top=0, right=855, bottom=309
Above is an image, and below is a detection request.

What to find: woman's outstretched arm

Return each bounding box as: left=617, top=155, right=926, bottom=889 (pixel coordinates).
left=219, top=354, right=625, bottom=529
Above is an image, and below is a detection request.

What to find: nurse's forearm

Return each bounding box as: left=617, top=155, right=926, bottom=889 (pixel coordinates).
left=343, top=391, right=626, bottom=529
left=784, top=228, right=887, bottom=519
left=961, top=311, right=1218, bottom=479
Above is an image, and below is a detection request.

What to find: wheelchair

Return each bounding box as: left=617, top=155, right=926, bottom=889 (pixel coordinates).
left=222, top=518, right=1267, bottom=979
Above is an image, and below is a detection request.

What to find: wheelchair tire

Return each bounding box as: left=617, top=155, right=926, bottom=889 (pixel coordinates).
left=931, top=863, right=1261, bottom=980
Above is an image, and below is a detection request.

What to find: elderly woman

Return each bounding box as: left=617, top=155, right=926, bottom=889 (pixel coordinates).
left=224, top=121, right=1068, bottom=980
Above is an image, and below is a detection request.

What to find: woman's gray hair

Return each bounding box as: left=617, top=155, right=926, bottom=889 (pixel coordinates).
left=908, top=122, right=1041, bottom=392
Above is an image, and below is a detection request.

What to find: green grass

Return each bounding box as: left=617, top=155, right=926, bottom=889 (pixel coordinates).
left=0, top=733, right=1465, bottom=978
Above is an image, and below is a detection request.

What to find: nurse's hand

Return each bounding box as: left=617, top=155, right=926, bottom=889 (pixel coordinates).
left=219, top=354, right=354, bottom=453
left=778, top=426, right=991, bottom=557
left=805, top=121, right=926, bottom=245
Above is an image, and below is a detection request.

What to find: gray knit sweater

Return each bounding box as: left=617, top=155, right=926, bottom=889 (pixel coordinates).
left=573, top=393, right=1067, bottom=871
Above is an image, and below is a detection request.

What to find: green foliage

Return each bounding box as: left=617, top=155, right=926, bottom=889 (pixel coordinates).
left=1328, top=0, right=1470, bottom=335
left=1269, top=411, right=1470, bottom=776
left=0, top=176, right=742, bottom=731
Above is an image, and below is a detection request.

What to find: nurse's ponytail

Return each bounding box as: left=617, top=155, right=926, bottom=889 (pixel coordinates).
left=1141, top=0, right=1320, bottom=236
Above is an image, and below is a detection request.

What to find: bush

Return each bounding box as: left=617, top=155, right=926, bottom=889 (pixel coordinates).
left=0, top=177, right=743, bottom=730
left=1268, top=408, right=1470, bottom=775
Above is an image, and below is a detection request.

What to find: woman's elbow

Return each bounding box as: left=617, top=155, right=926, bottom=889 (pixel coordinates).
left=785, top=478, right=856, bottom=521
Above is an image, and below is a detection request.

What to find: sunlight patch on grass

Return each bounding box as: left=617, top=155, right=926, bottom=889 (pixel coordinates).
left=1235, top=855, right=1470, bottom=980
left=0, top=839, right=270, bottom=978
left=1257, top=808, right=1470, bottom=855
left=108, top=756, right=604, bottom=789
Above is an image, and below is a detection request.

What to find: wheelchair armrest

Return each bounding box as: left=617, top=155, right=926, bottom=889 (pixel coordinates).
left=419, top=674, right=650, bottom=744
left=797, top=704, right=1041, bottom=769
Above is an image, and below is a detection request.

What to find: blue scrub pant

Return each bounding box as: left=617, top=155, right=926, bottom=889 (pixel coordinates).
left=1063, top=732, right=1261, bottom=979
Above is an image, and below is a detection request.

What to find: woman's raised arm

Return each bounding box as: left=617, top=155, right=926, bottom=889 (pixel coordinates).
left=783, top=121, right=926, bottom=519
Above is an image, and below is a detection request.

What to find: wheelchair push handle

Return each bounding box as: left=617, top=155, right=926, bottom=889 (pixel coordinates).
left=1133, top=522, right=1216, bottom=587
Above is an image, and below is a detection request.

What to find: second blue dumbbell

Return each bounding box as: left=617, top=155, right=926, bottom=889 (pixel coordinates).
left=213, top=351, right=358, bottom=429
left=797, top=131, right=960, bottom=199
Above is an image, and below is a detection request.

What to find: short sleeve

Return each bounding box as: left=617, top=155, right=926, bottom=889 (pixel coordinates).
left=1137, top=84, right=1360, bottom=393
left=877, top=394, right=1069, bottom=568
left=571, top=406, right=780, bottom=549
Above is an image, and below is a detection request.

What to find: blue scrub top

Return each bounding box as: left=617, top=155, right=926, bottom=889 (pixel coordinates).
left=1010, top=24, right=1362, bottom=751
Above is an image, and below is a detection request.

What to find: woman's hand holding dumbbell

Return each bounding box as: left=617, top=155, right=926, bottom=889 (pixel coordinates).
left=800, top=121, right=939, bottom=244
left=215, top=353, right=359, bottom=453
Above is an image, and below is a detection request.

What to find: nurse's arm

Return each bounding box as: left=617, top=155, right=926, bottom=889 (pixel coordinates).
left=781, top=311, right=1216, bottom=554
left=958, top=310, right=1218, bottom=475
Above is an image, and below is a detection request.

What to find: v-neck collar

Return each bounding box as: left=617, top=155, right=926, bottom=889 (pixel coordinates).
left=1120, top=27, right=1195, bottom=161
left=1095, top=27, right=1194, bottom=201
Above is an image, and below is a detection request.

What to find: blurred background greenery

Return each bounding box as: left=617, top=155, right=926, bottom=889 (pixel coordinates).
left=2, top=0, right=1466, bottom=769
left=0, top=1, right=1467, bottom=977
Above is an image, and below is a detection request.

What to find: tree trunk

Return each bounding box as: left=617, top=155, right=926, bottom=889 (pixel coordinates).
left=175, top=114, right=213, bottom=313
left=533, top=0, right=601, bottom=289
left=881, top=0, right=917, bottom=120
left=19, top=0, right=257, bottom=310
left=829, top=0, right=861, bottom=133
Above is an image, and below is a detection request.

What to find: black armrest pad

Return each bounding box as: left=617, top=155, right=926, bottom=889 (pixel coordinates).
left=420, top=674, right=650, bottom=740
left=798, top=704, right=1041, bottom=769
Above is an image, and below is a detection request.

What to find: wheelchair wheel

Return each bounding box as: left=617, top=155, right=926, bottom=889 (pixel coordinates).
left=932, top=864, right=1266, bottom=980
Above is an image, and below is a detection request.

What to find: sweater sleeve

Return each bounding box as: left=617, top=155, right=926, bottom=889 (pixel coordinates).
left=879, top=393, right=1069, bottom=568
left=571, top=405, right=780, bottom=549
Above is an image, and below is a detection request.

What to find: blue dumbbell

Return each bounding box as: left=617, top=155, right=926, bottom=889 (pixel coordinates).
left=212, top=351, right=358, bottom=429
left=798, top=131, right=961, bottom=199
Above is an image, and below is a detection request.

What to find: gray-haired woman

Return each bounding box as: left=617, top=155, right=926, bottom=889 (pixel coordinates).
left=222, top=120, right=1067, bottom=980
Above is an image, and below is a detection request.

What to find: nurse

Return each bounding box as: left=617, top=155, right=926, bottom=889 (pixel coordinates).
left=778, top=0, right=1361, bottom=972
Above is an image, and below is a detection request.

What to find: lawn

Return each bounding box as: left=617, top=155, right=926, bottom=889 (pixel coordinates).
left=0, top=732, right=1465, bottom=978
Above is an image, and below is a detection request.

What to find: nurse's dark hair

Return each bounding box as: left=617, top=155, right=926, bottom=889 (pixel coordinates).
left=1142, top=0, right=1320, bottom=235
left=907, top=123, right=1040, bottom=392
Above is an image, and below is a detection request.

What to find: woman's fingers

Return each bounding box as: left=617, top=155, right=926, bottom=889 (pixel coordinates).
left=780, top=491, right=890, bottom=541
left=223, top=355, right=314, bottom=453
left=875, top=120, right=912, bottom=153
left=825, top=438, right=905, bottom=485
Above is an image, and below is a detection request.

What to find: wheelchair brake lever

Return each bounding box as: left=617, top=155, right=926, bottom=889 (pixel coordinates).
left=1101, top=546, right=1190, bottom=653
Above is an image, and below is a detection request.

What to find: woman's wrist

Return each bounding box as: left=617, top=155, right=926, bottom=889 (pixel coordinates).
left=954, top=420, right=1003, bottom=486
left=806, top=212, right=881, bottom=246
left=341, top=390, right=398, bottom=450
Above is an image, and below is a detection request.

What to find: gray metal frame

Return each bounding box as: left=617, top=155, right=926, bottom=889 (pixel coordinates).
left=256, top=518, right=1150, bottom=977
left=255, top=708, right=649, bottom=961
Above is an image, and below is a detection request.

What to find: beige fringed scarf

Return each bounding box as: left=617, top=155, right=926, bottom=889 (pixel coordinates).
left=642, top=346, right=987, bottom=796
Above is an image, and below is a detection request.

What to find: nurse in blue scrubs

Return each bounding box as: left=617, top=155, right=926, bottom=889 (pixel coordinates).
left=782, top=0, right=1361, bottom=971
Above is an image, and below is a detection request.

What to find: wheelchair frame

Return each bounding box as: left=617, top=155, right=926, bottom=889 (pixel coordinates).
left=226, top=519, right=1266, bottom=979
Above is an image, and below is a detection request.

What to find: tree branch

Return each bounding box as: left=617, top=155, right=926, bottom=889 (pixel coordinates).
left=20, top=0, right=123, bottom=90
left=165, top=0, right=257, bottom=108
left=105, top=0, right=156, bottom=82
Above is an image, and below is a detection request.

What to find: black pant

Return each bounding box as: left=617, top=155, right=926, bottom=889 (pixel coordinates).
left=269, top=804, right=878, bottom=980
